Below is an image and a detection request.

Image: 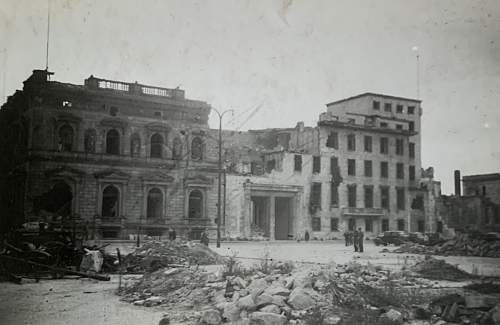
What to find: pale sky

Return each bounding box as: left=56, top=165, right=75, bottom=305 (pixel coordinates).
left=1, top=0, right=499, bottom=194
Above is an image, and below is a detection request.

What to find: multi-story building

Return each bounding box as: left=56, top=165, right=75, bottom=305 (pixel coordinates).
left=222, top=93, right=435, bottom=239
left=0, top=70, right=220, bottom=239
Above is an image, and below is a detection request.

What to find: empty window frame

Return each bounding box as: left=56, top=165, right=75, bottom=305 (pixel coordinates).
left=313, top=156, right=321, bottom=173
left=380, top=137, right=389, bottom=154
left=384, top=103, right=392, bottom=112
left=294, top=154, right=302, bottom=172
left=380, top=186, right=390, bottom=210
left=364, top=160, right=372, bottom=177
left=330, top=218, right=339, bottom=231
left=397, top=187, right=405, bottom=210
left=347, top=134, right=356, bottom=151
left=408, top=106, right=415, bottom=114
left=364, top=186, right=374, bottom=208
left=396, top=104, right=404, bottom=113
left=409, top=142, right=415, bottom=158
left=326, top=131, right=339, bottom=149
left=364, top=135, right=372, bottom=152
left=310, top=182, right=322, bottom=209
left=312, top=217, right=321, bottom=231
left=409, top=165, right=416, bottom=181
left=365, top=219, right=373, bottom=232
left=396, top=138, right=404, bottom=155
left=380, top=161, right=389, bottom=178
left=373, top=101, right=380, bottom=110
left=396, top=163, right=404, bottom=179
left=347, top=159, right=356, bottom=176
left=347, top=184, right=357, bottom=208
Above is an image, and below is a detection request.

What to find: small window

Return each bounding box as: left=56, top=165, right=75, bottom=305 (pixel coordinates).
left=347, top=159, right=356, bottom=176
left=396, top=105, right=403, bottom=113
left=384, top=103, right=392, bottom=112
left=110, top=106, right=118, bottom=116
left=364, top=136, right=372, bottom=152
left=310, top=182, right=322, bottom=208
left=330, top=182, right=339, bottom=206
left=294, top=154, right=302, bottom=172
left=373, top=101, right=380, bottom=110
left=365, top=219, right=373, bottom=232
left=397, top=188, right=405, bottom=210
left=326, top=131, right=339, bottom=149
left=154, top=111, right=162, bottom=117
left=396, top=163, right=404, bottom=179
left=364, top=160, right=372, bottom=177
left=58, top=124, right=74, bottom=152
left=380, top=186, right=390, bottom=209
left=364, top=186, right=374, bottom=208
left=382, top=219, right=389, bottom=231
left=408, top=106, right=415, bottom=115
left=409, top=142, right=415, bottom=158
left=347, top=134, right=356, bottom=151
left=313, top=156, right=321, bottom=173
left=409, top=165, right=416, bottom=181
left=396, top=139, right=404, bottom=155
left=348, top=185, right=357, bottom=208
left=312, top=217, right=321, bottom=231
left=380, top=137, right=389, bottom=154
left=330, top=156, right=339, bottom=176
left=409, top=121, right=415, bottom=131
left=396, top=124, right=403, bottom=130
left=380, top=122, right=388, bottom=128
left=330, top=218, right=339, bottom=231
left=380, top=161, right=389, bottom=178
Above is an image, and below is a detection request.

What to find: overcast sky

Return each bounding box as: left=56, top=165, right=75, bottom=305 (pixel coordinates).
left=1, top=0, right=499, bottom=194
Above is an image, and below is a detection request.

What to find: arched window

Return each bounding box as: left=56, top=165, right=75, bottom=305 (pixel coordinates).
left=102, top=185, right=119, bottom=218
left=150, top=133, right=163, bottom=158
left=58, top=125, right=74, bottom=152
left=147, top=188, right=163, bottom=219
left=173, top=137, right=182, bottom=160
left=84, top=129, right=96, bottom=153
left=191, top=137, right=203, bottom=160
left=106, top=129, right=120, bottom=155
left=188, top=190, right=203, bottom=218
left=130, top=134, right=141, bottom=157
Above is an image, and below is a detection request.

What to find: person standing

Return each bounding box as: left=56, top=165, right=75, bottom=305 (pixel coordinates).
left=353, top=229, right=359, bottom=252
left=344, top=231, right=349, bottom=246
left=358, top=227, right=364, bottom=252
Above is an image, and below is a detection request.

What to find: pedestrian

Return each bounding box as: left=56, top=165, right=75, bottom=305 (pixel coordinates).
left=304, top=230, right=310, bottom=242
left=358, top=227, right=364, bottom=253
left=348, top=231, right=353, bottom=246
left=344, top=231, right=349, bottom=246
left=353, top=229, right=359, bottom=252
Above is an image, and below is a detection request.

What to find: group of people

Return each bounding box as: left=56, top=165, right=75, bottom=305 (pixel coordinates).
left=344, top=228, right=364, bottom=252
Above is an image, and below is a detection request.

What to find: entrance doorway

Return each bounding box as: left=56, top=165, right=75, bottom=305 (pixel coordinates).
left=251, top=196, right=270, bottom=237
left=275, top=197, right=292, bottom=240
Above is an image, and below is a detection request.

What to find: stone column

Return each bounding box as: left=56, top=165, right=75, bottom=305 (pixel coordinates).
left=269, top=195, right=276, bottom=240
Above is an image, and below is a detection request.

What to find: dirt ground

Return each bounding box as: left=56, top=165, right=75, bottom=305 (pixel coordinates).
left=1, top=240, right=499, bottom=325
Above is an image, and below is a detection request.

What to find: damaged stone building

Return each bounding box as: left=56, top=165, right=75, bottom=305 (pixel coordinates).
left=0, top=71, right=440, bottom=240
left=0, top=70, right=221, bottom=239
left=437, top=172, right=500, bottom=234
left=221, top=93, right=440, bottom=239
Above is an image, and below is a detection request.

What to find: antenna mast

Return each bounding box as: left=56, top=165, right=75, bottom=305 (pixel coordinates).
left=45, top=0, right=51, bottom=71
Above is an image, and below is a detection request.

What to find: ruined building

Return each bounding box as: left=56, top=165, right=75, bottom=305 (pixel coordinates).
left=0, top=71, right=440, bottom=240
left=0, top=70, right=220, bottom=239
left=221, top=93, right=438, bottom=239
left=437, top=171, right=500, bottom=234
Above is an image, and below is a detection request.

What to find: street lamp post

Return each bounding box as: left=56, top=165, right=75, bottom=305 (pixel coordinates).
left=212, top=107, right=234, bottom=248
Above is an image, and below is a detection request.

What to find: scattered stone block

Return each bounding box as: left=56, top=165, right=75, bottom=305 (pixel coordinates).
left=259, top=304, right=281, bottom=314
left=249, top=312, right=287, bottom=325
left=288, top=288, right=315, bottom=310
left=202, top=309, right=222, bottom=325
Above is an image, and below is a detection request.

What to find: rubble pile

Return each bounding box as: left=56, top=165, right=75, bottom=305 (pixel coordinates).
left=410, top=256, right=477, bottom=282
left=393, top=234, right=500, bottom=258
left=122, top=240, right=225, bottom=273
left=116, top=257, right=500, bottom=325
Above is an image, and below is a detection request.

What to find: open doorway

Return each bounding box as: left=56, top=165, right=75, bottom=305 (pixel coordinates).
left=251, top=196, right=270, bottom=237
left=275, top=197, right=293, bottom=240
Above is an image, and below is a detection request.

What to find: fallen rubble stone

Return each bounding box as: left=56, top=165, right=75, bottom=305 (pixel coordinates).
left=288, top=288, right=315, bottom=310
left=202, top=309, right=222, bottom=325
left=249, top=311, right=287, bottom=325
left=259, top=304, right=281, bottom=314
left=223, top=302, right=241, bottom=322
left=465, top=294, right=499, bottom=309
left=381, top=308, right=403, bottom=323
left=237, top=295, right=257, bottom=311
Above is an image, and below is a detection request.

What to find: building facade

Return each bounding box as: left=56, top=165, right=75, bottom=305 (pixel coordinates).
left=0, top=70, right=220, bottom=239
left=221, top=93, right=437, bottom=239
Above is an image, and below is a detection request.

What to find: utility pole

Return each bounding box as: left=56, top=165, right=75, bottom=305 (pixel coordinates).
left=412, top=46, right=420, bottom=99
left=212, top=107, right=233, bottom=248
